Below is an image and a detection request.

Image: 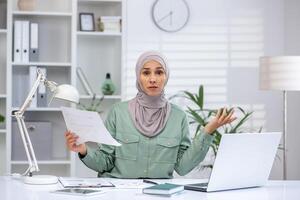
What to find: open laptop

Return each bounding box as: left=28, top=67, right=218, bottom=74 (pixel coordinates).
left=184, top=132, right=281, bottom=192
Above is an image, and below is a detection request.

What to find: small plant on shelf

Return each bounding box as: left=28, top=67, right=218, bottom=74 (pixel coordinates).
left=78, top=94, right=104, bottom=113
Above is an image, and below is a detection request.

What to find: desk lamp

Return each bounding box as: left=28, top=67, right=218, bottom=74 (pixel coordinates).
left=13, top=69, right=79, bottom=184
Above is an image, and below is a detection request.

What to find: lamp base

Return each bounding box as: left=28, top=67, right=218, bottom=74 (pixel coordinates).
left=24, top=175, right=58, bottom=185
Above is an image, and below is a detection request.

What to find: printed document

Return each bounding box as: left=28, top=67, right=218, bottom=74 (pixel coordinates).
left=59, top=177, right=114, bottom=188
left=61, top=107, right=121, bottom=146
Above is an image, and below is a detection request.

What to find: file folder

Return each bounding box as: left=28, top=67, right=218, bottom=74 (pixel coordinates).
left=13, top=21, right=22, bottom=62
left=22, top=21, right=30, bottom=63
left=29, top=66, right=37, bottom=108
left=30, top=23, right=39, bottom=62
left=37, top=67, right=47, bottom=107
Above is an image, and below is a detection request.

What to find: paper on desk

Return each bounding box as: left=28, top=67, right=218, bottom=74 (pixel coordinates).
left=61, top=107, right=121, bottom=146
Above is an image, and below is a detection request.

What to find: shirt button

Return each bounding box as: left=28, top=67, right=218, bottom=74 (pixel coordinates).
left=126, top=139, right=128, bottom=142
left=144, top=170, right=147, bottom=173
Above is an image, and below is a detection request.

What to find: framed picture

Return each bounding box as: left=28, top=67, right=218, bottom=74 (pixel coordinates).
left=79, top=13, right=95, bottom=31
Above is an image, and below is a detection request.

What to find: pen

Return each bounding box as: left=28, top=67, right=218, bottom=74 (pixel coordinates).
left=143, top=179, right=159, bottom=185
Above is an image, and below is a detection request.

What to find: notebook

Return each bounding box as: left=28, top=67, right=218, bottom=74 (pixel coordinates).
left=143, top=183, right=184, bottom=196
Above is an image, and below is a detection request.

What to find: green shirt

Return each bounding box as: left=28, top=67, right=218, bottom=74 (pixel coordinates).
left=80, top=101, right=214, bottom=178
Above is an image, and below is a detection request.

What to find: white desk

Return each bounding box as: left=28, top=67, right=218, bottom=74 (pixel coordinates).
left=1, top=176, right=300, bottom=200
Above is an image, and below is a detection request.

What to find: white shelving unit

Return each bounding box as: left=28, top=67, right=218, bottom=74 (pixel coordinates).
left=74, top=0, right=124, bottom=176
left=0, top=0, right=8, bottom=176
left=0, top=0, right=124, bottom=177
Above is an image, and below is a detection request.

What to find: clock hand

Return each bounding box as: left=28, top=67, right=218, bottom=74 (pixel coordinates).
left=157, top=11, right=172, bottom=23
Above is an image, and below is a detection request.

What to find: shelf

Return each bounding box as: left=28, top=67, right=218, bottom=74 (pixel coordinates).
left=80, top=95, right=121, bottom=100
left=12, top=62, right=72, bottom=67
left=11, top=160, right=71, bottom=165
left=0, top=29, right=7, bottom=34
left=12, top=107, right=62, bottom=112
left=77, top=31, right=121, bottom=37
left=12, top=11, right=72, bottom=17
left=0, top=94, right=6, bottom=98
left=0, top=129, right=6, bottom=134
left=78, top=0, right=122, bottom=3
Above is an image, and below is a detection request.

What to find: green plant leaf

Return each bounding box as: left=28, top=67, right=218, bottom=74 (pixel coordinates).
left=184, top=91, right=197, bottom=105
left=187, top=107, right=205, bottom=126
left=198, top=85, right=204, bottom=109
left=229, top=111, right=253, bottom=133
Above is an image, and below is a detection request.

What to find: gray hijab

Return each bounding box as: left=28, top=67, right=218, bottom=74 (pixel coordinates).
left=128, top=51, right=171, bottom=137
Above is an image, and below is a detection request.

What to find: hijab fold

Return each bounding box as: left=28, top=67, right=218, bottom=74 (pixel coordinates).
left=128, top=51, right=171, bottom=137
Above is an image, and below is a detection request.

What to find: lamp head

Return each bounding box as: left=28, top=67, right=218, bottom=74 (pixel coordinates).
left=52, top=84, right=80, bottom=104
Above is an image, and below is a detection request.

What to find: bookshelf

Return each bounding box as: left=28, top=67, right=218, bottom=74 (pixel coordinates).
left=0, top=0, right=124, bottom=177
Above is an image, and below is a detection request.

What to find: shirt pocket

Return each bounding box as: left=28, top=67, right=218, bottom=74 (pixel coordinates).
left=153, top=137, right=180, bottom=164
left=115, top=133, right=140, bottom=161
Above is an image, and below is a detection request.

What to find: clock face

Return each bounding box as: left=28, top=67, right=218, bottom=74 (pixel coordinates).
left=152, top=0, right=190, bottom=32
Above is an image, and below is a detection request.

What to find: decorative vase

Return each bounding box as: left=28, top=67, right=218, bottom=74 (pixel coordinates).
left=101, top=73, right=115, bottom=95
left=18, top=0, right=37, bottom=11
left=97, top=18, right=104, bottom=32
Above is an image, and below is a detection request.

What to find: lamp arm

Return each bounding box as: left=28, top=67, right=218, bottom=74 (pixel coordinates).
left=13, top=69, right=46, bottom=176
left=14, top=115, right=39, bottom=176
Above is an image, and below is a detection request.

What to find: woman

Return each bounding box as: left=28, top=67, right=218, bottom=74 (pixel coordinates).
left=65, top=51, right=236, bottom=178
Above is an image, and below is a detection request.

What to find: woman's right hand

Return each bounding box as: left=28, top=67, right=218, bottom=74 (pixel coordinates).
left=65, top=130, right=87, bottom=156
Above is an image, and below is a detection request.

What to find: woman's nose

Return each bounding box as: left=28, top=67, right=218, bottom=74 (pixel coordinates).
left=149, top=74, right=156, bottom=83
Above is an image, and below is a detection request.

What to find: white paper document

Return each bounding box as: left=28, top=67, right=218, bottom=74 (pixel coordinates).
left=59, top=177, right=114, bottom=188
left=61, top=107, right=121, bottom=146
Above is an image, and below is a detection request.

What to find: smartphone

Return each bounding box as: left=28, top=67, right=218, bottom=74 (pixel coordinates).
left=53, top=189, right=105, bottom=196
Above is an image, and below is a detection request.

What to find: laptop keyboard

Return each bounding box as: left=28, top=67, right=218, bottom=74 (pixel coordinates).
left=187, top=183, right=208, bottom=187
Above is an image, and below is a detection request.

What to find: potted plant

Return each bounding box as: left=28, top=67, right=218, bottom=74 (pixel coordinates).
left=170, top=85, right=259, bottom=173
left=0, top=114, right=5, bottom=128
left=78, top=94, right=104, bottom=113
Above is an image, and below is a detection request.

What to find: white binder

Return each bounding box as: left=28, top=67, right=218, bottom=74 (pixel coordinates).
left=13, top=21, right=22, bottom=62
left=37, top=67, right=47, bottom=107
left=29, top=66, right=37, bottom=108
left=22, top=21, right=30, bottom=63
left=30, top=23, right=39, bottom=62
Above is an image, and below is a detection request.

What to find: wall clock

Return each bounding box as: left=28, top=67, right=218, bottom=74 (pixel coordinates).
left=151, top=0, right=190, bottom=32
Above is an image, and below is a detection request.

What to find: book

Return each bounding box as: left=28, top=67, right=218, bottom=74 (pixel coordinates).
left=142, top=183, right=184, bottom=196
left=58, top=177, right=115, bottom=188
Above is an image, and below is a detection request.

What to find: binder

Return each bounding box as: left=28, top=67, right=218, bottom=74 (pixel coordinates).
left=13, top=21, right=22, bottom=62
left=29, top=66, right=37, bottom=108
left=22, top=21, right=30, bottom=63
left=37, top=67, right=47, bottom=107
left=30, top=23, right=39, bottom=62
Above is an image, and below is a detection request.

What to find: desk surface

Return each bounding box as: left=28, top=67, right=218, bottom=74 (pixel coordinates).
left=1, top=176, right=300, bottom=200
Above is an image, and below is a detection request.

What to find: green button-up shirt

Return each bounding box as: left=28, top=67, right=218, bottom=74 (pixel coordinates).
left=80, top=101, right=214, bottom=178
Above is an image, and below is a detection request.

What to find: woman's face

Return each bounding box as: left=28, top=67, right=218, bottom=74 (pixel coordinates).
left=139, top=60, right=167, bottom=96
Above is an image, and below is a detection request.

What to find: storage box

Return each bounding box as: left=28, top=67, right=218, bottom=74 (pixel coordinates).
left=12, top=121, right=53, bottom=161
left=101, top=16, right=121, bottom=32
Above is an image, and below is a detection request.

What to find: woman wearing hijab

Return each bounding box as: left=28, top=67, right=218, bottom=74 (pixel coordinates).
left=65, top=51, right=236, bottom=178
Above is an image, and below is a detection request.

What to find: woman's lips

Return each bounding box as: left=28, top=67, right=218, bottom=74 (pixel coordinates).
left=148, top=86, right=158, bottom=90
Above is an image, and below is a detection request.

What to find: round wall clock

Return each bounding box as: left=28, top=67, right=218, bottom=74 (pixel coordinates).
left=151, top=0, right=190, bottom=33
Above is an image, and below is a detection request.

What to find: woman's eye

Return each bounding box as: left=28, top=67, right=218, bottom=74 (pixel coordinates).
left=156, top=70, right=164, bottom=75
left=142, top=71, right=150, bottom=75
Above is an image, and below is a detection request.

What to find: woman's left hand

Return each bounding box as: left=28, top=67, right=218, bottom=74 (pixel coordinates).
left=204, top=108, right=237, bottom=135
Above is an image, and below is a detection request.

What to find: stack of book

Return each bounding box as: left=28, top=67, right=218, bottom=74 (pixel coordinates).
left=142, top=183, right=184, bottom=196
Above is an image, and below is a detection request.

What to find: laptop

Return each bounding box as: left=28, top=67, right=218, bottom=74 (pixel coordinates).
left=184, top=132, right=281, bottom=192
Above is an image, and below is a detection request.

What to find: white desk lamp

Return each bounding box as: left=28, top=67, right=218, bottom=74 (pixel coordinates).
left=259, top=56, right=300, bottom=180
left=13, top=69, right=79, bottom=184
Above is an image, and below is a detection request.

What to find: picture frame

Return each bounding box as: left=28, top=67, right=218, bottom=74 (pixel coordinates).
left=79, top=13, right=95, bottom=31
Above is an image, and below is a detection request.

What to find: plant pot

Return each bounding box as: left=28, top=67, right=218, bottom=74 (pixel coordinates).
left=18, top=0, right=37, bottom=11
